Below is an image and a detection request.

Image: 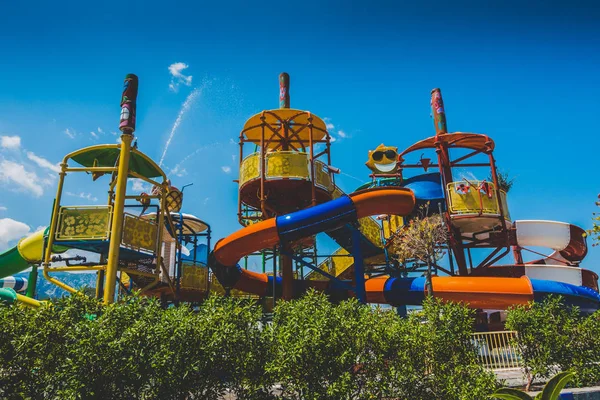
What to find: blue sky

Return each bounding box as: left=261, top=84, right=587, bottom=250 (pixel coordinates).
left=0, top=1, right=599, bottom=274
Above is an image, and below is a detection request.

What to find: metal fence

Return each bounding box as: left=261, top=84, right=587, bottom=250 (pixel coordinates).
left=472, top=330, right=521, bottom=370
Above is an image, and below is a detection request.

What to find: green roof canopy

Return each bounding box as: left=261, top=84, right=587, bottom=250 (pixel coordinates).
left=70, top=146, right=164, bottom=179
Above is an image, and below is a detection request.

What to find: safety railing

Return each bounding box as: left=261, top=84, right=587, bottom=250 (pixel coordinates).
left=180, top=263, right=210, bottom=291
left=239, top=151, right=333, bottom=191
left=55, top=205, right=112, bottom=240
left=306, top=247, right=354, bottom=280
left=472, top=330, right=521, bottom=370
left=446, top=180, right=510, bottom=220
left=121, top=213, right=158, bottom=254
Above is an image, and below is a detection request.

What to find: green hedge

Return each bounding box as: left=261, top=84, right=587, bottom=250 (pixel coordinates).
left=506, top=296, right=600, bottom=388
left=0, top=291, right=497, bottom=399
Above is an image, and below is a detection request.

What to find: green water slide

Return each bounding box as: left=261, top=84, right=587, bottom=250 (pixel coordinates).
left=0, top=229, right=67, bottom=280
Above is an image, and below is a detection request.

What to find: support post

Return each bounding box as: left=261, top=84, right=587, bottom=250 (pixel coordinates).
left=281, top=245, right=293, bottom=301
left=279, top=72, right=290, bottom=109
left=272, top=246, right=277, bottom=309
left=396, top=305, right=407, bottom=317
left=351, top=226, right=367, bottom=304
left=430, top=88, right=447, bottom=135
left=26, top=265, right=38, bottom=298
left=104, top=74, right=138, bottom=304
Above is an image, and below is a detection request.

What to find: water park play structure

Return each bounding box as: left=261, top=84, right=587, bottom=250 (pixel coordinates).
left=0, top=73, right=598, bottom=322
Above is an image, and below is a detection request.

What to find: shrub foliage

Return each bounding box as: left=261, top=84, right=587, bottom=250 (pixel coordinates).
left=506, top=296, right=600, bottom=389
left=1, top=291, right=497, bottom=399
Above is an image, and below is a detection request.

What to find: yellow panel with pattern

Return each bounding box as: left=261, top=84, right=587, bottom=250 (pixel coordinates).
left=306, top=247, right=353, bottom=280
left=122, top=214, right=158, bottom=253
left=383, top=215, right=404, bottom=239
left=358, top=217, right=383, bottom=248
left=499, top=191, right=511, bottom=221
left=180, top=265, right=209, bottom=291
left=209, top=274, right=259, bottom=298
left=239, top=153, right=260, bottom=186
left=446, top=181, right=501, bottom=215
left=314, top=160, right=334, bottom=192
left=265, top=151, right=309, bottom=179
left=56, top=206, right=112, bottom=240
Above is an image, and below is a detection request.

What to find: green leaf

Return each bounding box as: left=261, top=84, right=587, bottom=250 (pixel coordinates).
left=539, top=371, right=574, bottom=400
left=490, top=387, right=534, bottom=400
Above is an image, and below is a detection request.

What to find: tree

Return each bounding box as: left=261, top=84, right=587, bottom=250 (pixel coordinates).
left=490, top=169, right=515, bottom=193
left=389, top=209, right=448, bottom=295
left=505, top=297, right=580, bottom=390
left=588, top=194, right=600, bottom=247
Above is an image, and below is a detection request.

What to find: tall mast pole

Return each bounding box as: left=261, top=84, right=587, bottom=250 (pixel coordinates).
left=104, top=74, right=138, bottom=304
left=279, top=72, right=294, bottom=300
left=430, top=88, right=468, bottom=275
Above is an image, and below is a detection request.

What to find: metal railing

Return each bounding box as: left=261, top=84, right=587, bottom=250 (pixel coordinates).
left=472, top=330, right=521, bottom=370
left=446, top=180, right=510, bottom=220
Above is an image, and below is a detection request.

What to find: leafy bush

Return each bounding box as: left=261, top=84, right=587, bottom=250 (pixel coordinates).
left=506, top=296, right=600, bottom=389
left=413, top=297, right=499, bottom=400
left=0, top=290, right=499, bottom=399
left=0, top=294, right=267, bottom=399
left=266, top=291, right=497, bottom=400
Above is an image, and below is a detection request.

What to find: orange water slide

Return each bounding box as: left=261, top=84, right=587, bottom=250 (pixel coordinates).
left=208, top=188, right=600, bottom=312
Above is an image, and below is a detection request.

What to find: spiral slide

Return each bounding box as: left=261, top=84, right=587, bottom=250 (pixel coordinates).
left=515, top=220, right=588, bottom=264
left=210, top=187, right=600, bottom=311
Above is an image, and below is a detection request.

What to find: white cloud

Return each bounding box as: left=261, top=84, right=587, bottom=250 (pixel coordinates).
left=0, top=160, right=45, bottom=197
left=324, top=117, right=335, bottom=131
left=26, top=152, right=61, bottom=173
left=97, top=127, right=104, bottom=134
left=65, top=191, right=98, bottom=202
left=221, top=166, right=231, bottom=173
left=170, top=165, right=187, bottom=177
left=0, top=206, right=7, bottom=211
left=64, top=128, right=76, bottom=139
left=203, top=197, right=210, bottom=205
left=90, top=131, right=98, bottom=139
left=131, top=179, right=149, bottom=192
left=330, top=136, right=337, bottom=143
left=229, top=138, right=236, bottom=145
left=168, top=62, right=193, bottom=92
left=1, top=135, right=21, bottom=150
left=111, top=131, right=118, bottom=136
left=0, top=218, right=31, bottom=251
left=231, top=154, right=236, bottom=162
left=338, top=130, right=347, bottom=138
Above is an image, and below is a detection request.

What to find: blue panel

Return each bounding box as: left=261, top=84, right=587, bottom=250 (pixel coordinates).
left=351, top=227, right=366, bottom=304
left=182, top=243, right=209, bottom=264
left=266, top=275, right=282, bottom=298
left=13, top=277, right=25, bottom=292
left=383, top=277, right=426, bottom=306
left=530, top=279, right=600, bottom=312
left=403, top=173, right=444, bottom=201
left=276, top=195, right=357, bottom=242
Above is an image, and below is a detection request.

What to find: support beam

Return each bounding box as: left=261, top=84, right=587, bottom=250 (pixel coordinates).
left=351, top=226, right=367, bottom=304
